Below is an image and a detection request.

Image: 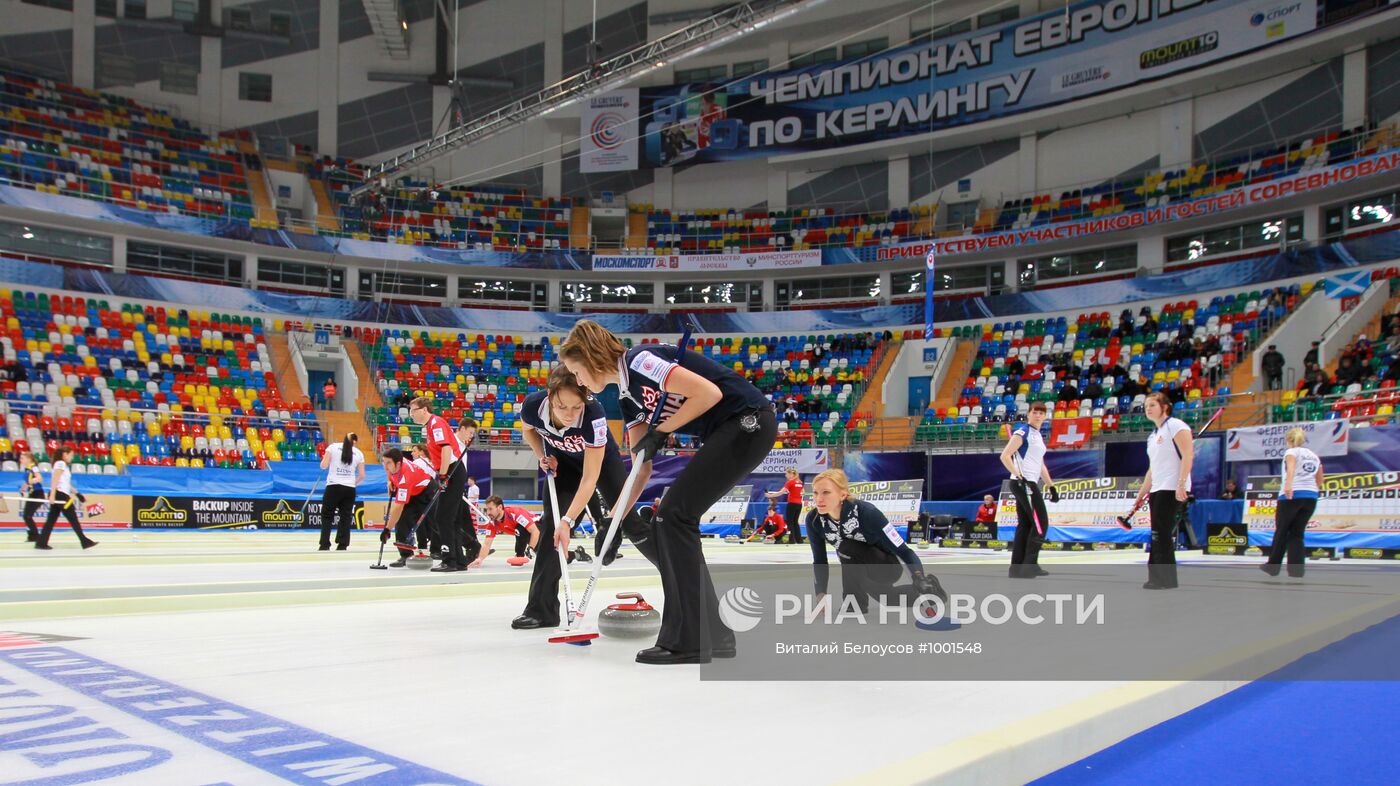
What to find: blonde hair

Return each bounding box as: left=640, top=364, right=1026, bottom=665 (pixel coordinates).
left=560, top=320, right=626, bottom=377
left=785, top=467, right=798, bottom=478
left=812, top=469, right=852, bottom=498
left=1285, top=427, right=1307, bottom=448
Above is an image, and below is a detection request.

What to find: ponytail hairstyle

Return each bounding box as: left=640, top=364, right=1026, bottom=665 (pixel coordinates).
left=812, top=468, right=853, bottom=499
left=339, top=432, right=356, bottom=465
left=559, top=319, right=626, bottom=378
left=1285, top=427, right=1307, bottom=448
left=1146, top=391, right=1173, bottom=417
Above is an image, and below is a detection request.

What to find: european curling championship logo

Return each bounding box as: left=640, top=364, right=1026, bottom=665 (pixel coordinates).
left=590, top=112, right=626, bottom=150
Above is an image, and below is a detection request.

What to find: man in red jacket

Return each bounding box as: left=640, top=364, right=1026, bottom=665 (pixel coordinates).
left=410, top=396, right=466, bottom=572
left=381, top=448, right=436, bottom=568
left=746, top=501, right=788, bottom=543
left=975, top=494, right=998, bottom=525
left=472, top=495, right=540, bottom=567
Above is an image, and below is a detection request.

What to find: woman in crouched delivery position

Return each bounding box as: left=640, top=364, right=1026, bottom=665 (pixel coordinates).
left=806, top=469, right=947, bottom=616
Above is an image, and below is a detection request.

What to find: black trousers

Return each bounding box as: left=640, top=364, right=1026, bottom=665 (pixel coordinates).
left=1147, top=490, right=1181, bottom=588
left=836, top=541, right=906, bottom=614
left=514, top=529, right=531, bottom=558
left=783, top=501, right=804, bottom=544
left=319, top=484, right=357, bottom=549
left=1268, top=497, right=1316, bottom=576
left=1009, top=480, right=1047, bottom=576
left=654, top=408, right=777, bottom=653
left=22, top=490, right=44, bottom=541
left=38, top=492, right=92, bottom=547
left=462, top=503, right=482, bottom=563
left=435, top=464, right=466, bottom=567
left=395, top=494, right=431, bottom=559
left=524, top=454, right=660, bottom=625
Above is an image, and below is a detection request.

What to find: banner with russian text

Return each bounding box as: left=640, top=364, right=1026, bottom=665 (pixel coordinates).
left=1226, top=420, right=1350, bottom=461
left=634, top=0, right=1337, bottom=167
left=592, top=249, right=821, bottom=273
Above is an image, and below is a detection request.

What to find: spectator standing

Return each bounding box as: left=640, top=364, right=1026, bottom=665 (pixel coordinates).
left=1261, top=345, right=1285, bottom=390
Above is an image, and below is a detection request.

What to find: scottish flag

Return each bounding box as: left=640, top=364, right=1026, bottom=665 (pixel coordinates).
left=1323, top=270, right=1371, bottom=298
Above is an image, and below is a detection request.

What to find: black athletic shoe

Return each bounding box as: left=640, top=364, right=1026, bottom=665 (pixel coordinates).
left=1259, top=564, right=1281, bottom=577
left=34, top=543, right=53, bottom=550
left=81, top=540, right=98, bottom=550
left=318, top=545, right=330, bottom=551
left=636, top=646, right=711, bottom=665
left=1142, top=581, right=1174, bottom=590
left=388, top=558, right=408, bottom=568
left=572, top=546, right=592, bottom=564
left=25, top=534, right=37, bottom=543
left=511, top=615, right=551, bottom=630
left=1033, top=567, right=1050, bottom=577
left=430, top=563, right=465, bottom=573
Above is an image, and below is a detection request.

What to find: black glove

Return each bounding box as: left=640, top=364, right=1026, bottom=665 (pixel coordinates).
left=525, top=545, right=536, bottom=560
left=916, top=572, right=949, bottom=605
left=631, top=427, right=668, bottom=460
left=76, top=492, right=87, bottom=504
left=379, top=527, right=392, bottom=544
left=1046, top=485, right=1059, bottom=504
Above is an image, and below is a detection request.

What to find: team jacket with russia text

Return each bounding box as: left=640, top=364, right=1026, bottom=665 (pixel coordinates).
left=518, top=389, right=614, bottom=469
left=617, top=343, right=770, bottom=439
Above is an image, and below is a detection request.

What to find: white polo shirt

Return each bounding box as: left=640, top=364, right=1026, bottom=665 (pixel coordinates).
left=1147, top=417, right=1192, bottom=493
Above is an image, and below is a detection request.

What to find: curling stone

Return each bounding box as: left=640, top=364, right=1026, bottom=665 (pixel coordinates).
left=407, top=553, right=434, bottom=570
left=505, top=556, right=530, bottom=567
left=597, top=592, right=661, bottom=639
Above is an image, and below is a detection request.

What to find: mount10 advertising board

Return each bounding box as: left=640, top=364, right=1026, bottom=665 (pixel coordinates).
left=1243, top=471, right=1400, bottom=548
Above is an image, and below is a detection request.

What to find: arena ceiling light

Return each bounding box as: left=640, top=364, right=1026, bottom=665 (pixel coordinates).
left=362, top=0, right=411, bottom=60
left=353, top=0, right=829, bottom=193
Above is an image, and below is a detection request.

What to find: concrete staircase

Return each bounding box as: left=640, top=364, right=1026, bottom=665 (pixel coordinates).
left=324, top=411, right=378, bottom=464
left=343, top=340, right=385, bottom=413
left=929, top=337, right=979, bottom=413
left=624, top=212, right=648, bottom=248
left=267, top=333, right=308, bottom=406
left=309, top=178, right=341, bottom=232
left=570, top=206, right=591, bottom=249
left=236, top=140, right=279, bottom=228
left=1218, top=362, right=1270, bottom=430
left=853, top=340, right=912, bottom=449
